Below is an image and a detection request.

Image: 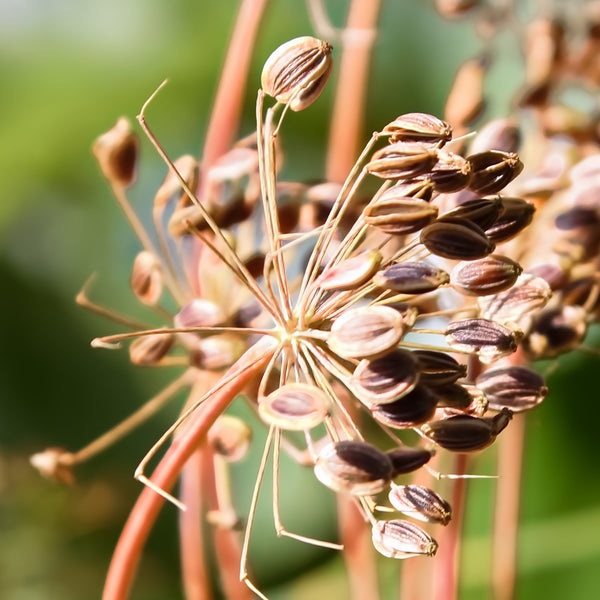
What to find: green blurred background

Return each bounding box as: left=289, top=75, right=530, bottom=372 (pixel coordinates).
left=1, top=1, right=599, bottom=598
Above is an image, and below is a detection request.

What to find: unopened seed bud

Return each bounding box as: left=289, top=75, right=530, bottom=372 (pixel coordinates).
left=129, top=331, right=175, bottom=366
left=261, top=36, right=333, bottom=112
left=174, top=299, right=226, bottom=329
left=130, top=251, right=163, bottom=306
left=208, top=415, right=252, bottom=462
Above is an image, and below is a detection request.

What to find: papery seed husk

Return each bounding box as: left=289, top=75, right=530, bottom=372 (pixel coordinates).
left=467, top=151, right=523, bottom=195
left=261, top=36, right=333, bottom=112
left=386, top=447, right=434, bottom=476
left=328, top=305, right=406, bottom=359
left=314, top=440, right=393, bottom=496
left=383, top=112, right=452, bottom=146
left=523, top=305, right=588, bottom=359
left=478, top=273, right=552, bottom=327
left=258, top=383, right=329, bottom=431
left=413, top=350, right=467, bottom=386
left=429, top=151, right=472, bottom=193
left=451, top=255, right=522, bottom=296
left=371, top=386, right=439, bottom=428
left=363, top=195, right=438, bottom=235
left=208, top=415, right=252, bottom=462
left=316, top=251, right=382, bottom=291
left=485, top=197, right=535, bottom=243
left=372, top=519, right=438, bottom=559
left=421, top=219, right=495, bottom=260
left=445, top=318, right=519, bottom=361
left=476, top=366, right=548, bottom=412
left=439, top=197, right=502, bottom=230
left=174, top=299, right=226, bottom=329
left=130, top=251, right=163, bottom=306
left=129, top=332, right=175, bottom=366
left=389, top=484, right=452, bottom=525
left=374, top=262, right=450, bottom=294
left=92, top=117, right=139, bottom=188
left=366, top=141, right=439, bottom=180
left=351, top=349, right=420, bottom=406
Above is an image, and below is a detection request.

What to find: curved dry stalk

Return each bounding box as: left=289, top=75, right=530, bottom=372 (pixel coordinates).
left=102, top=341, right=275, bottom=600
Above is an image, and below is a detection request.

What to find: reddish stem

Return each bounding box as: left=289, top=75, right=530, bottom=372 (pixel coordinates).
left=102, top=342, right=274, bottom=600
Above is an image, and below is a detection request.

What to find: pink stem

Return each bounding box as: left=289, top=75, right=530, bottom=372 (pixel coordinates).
left=102, top=342, right=274, bottom=600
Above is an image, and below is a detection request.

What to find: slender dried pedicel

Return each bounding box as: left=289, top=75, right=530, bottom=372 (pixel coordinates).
left=258, top=383, right=329, bottom=431
left=374, top=262, right=450, bottom=294
left=389, top=484, right=452, bottom=525
left=467, top=150, right=524, bottom=195
left=92, top=117, right=139, bottom=188
left=314, top=441, right=393, bottom=496
left=445, top=318, right=519, bottom=361
left=351, top=349, right=420, bottom=406
left=372, top=519, right=438, bottom=559
left=371, top=385, right=439, bottom=428
left=363, top=194, right=438, bottom=235
left=413, top=350, right=467, bottom=386
left=451, top=255, right=523, bottom=296
left=315, top=251, right=382, bottom=291
left=130, top=250, right=163, bottom=306
left=328, top=305, right=407, bottom=359
left=366, top=141, right=439, bottom=180
left=383, top=112, right=452, bottom=145
left=261, top=36, right=333, bottom=111
left=421, top=219, right=495, bottom=260
left=476, top=366, right=548, bottom=412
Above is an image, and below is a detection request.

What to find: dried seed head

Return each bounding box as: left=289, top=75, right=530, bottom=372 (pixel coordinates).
left=130, top=251, right=163, bottom=306
left=476, top=366, right=548, bottom=412
left=207, top=415, right=252, bottom=462
left=523, top=305, right=588, bottom=359
left=261, top=36, right=333, bottom=111
left=440, top=197, right=502, bottom=231
left=351, top=349, right=420, bottom=406
left=383, top=112, right=452, bottom=146
left=386, top=447, right=434, bottom=477
left=316, top=251, right=382, bottom=291
left=92, top=117, right=139, bottom=188
left=372, top=519, right=438, bottom=559
left=363, top=193, right=438, bottom=235
left=373, top=262, right=450, bottom=294
left=467, top=151, right=524, bottom=195
left=314, top=441, right=393, bottom=496
left=413, top=350, right=467, bottom=386
left=429, top=151, right=472, bottom=193
left=371, top=386, right=439, bottom=428
left=478, top=273, right=552, bottom=327
left=366, top=141, right=439, bottom=180
left=421, top=410, right=512, bottom=451
left=468, top=118, right=521, bottom=155
left=129, top=331, right=175, bottom=366
left=258, top=383, right=328, bottom=431
left=328, top=305, right=406, bottom=359
left=445, top=318, right=519, bottom=361
left=484, top=197, right=535, bottom=244
left=389, top=484, right=452, bottom=525
left=174, top=299, right=226, bottom=329
left=420, top=219, right=495, bottom=260
left=450, top=255, right=523, bottom=296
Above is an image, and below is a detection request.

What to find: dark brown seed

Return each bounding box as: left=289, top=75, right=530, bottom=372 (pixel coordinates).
left=439, top=197, right=502, bottom=230
left=384, top=112, right=453, bottom=146
left=476, top=366, right=548, bottom=412
left=552, top=207, right=600, bottom=261
left=374, top=262, right=450, bottom=294
left=372, top=519, right=438, bottom=558
left=363, top=194, right=438, bottom=235
left=371, top=386, right=439, bottom=428
left=413, top=350, right=467, bottom=386
left=366, top=141, right=439, bottom=180
left=314, top=440, right=393, bottom=496
left=421, top=220, right=495, bottom=260
left=389, top=484, right=452, bottom=525
left=386, top=447, right=434, bottom=477
left=429, top=151, right=472, bottom=193
left=485, top=197, right=535, bottom=243
left=351, top=349, right=420, bottom=406
left=432, top=382, right=473, bottom=410
left=451, top=255, right=523, bottom=296
left=467, top=151, right=524, bottom=195
left=445, top=318, right=519, bottom=361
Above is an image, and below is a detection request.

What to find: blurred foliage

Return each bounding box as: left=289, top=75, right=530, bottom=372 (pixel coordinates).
left=2, top=1, right=600, bottom=599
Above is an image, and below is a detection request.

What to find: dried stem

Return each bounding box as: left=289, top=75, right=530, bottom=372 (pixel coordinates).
left=102, top=341, right=275, bottom=600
